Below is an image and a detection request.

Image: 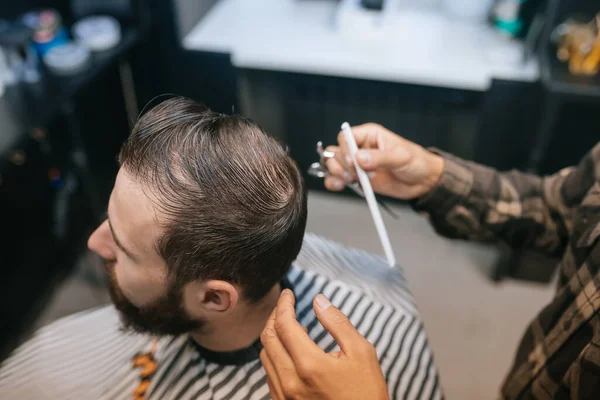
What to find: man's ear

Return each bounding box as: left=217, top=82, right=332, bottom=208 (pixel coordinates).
left=183, top=280, right=239, bottom=317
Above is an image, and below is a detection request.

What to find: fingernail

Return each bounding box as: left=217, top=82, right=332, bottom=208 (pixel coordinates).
left=329, top=178, right=344, bottom=190
left=282, top=288, right=292, bottom=296
left=345, top=155, right=353, bottom=165
left=315, top=294, right=331, bottom=310
left=343, top=171, right=352, bottom=182
left=357, top=151, right=371, bottom=167
left=368, top=172, right=376, bottom=179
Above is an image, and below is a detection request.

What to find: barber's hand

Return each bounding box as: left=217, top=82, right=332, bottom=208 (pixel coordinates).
left=260, top=289, right=389, bottom=400
left=324, top=123, right=444, bottom=200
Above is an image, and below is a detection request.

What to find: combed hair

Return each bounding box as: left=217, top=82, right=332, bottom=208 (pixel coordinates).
left=119, top=97, right=307, bottom=302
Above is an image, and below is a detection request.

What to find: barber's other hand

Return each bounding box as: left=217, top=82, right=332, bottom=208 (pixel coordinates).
left=260, top=289, right=389, bottom=400
left=324, top=123, right=444, bottom=200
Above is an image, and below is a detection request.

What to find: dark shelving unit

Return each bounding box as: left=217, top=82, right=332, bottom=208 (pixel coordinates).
left=527, top=0, right=600, bottom=172
left=0, top=24, right=144, bottom=362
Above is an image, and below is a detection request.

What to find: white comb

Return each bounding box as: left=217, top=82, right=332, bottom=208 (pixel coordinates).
left=341, top=122, right=396, bottom=268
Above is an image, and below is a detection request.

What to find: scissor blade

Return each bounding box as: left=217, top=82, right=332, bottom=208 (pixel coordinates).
left=347, top=182, right=399, bottom=220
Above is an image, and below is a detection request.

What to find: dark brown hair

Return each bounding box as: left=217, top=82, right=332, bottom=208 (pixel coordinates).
left=119, top=97, right=307, bottom=302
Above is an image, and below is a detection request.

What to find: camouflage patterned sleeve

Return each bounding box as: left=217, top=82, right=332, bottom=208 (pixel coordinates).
left=412, top=143, right=600, bottom=256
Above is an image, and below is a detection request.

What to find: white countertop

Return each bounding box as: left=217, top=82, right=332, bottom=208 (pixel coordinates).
left=183, top=0, right=539, bottom=91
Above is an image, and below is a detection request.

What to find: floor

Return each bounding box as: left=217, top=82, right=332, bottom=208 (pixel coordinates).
left=38, top=190, right=555, bottom=400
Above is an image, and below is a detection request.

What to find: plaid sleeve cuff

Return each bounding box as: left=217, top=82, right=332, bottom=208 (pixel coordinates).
left=411, top=149, right=474, bottom=215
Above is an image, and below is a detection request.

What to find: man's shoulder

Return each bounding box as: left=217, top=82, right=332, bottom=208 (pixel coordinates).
left=2, top=305, right=146, bottom=365
left=295, top=234, right=416, bottom=315
left=0, top=305, right=153, bottom=400
left=41, top=304, right=120, bottom=331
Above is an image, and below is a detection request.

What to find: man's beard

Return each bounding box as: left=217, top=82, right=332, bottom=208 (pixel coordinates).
left=104, top=261, right=205, bottom=336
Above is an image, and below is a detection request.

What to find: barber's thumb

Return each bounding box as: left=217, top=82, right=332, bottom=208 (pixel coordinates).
left=313, top=294, right=362, bottom=351
left=355, top=146, right=410, bottom=171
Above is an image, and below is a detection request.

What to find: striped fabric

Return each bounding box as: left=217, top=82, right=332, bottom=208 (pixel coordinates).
left=0, top=233, right=442, bottom=400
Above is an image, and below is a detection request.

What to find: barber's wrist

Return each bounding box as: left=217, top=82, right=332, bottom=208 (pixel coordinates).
left=411, top=149, right=474, bottom=214
left=424, top=152, right=444, bottom=195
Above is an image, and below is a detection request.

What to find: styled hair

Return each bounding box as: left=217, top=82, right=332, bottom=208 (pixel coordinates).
left=119, top=97, right=307, bottom=302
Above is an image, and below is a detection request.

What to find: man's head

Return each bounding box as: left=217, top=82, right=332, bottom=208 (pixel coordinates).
left=88, top=97, right=307, bottom=336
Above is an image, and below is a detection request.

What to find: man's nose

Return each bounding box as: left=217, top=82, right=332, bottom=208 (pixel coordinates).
left=88, top=220, right=115, bottom=260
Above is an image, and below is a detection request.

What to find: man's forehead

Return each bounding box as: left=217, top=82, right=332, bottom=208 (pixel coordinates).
left=110, top=170, right=162, bottom=255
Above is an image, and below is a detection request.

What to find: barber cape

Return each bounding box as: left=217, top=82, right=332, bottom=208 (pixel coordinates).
left=0, top=234, right=443, bottom=400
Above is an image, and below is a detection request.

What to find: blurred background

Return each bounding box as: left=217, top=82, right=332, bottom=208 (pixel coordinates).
left=1, top=0, right=599, bottom=398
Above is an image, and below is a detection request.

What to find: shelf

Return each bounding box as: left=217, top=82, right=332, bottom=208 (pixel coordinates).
left=540, top=43, right=600, bottom=101
left=0, top=26, right=141, bottom=157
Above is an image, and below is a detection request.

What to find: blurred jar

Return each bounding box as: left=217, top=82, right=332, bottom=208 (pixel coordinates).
left=443, top=0, right=495, bottom=22
left=22, top=9, right=68, bottom=57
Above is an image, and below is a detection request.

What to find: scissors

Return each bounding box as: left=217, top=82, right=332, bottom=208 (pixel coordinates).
left=308, top=141, right=398, bottom=219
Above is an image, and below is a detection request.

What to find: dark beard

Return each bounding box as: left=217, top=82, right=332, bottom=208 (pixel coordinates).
left=104, top=261, right=205, bottom=336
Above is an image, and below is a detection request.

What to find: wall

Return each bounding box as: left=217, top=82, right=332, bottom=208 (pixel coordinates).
left=0, top=1, right=70, bottom=20
left=129, top=0, right=237, bottom=113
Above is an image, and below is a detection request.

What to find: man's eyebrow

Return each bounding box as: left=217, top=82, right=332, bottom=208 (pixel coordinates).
left=107, top=214, right=140, bottom=262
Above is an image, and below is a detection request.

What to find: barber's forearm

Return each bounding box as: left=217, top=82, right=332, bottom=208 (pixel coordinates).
left=412, top=151, right=570, bottom=255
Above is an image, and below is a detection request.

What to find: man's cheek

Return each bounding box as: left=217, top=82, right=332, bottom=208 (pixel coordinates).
left=113, top=265, right=142, bottom=306
left=118, top=266, right=164, bottom=307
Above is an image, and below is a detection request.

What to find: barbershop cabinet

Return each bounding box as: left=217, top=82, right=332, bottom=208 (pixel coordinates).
left=0, top=123, right=93, bottom=361
left=238, top=69, right=541, bottom=191
left=0, top=66, right=131, bottom=361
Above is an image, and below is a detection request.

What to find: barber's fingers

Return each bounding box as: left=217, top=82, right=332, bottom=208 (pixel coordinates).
left=266, top=378, right=283, bottom=400
left=274, top=289, right=325, bottom=363
left=336, top=125, right=376, bottom=172
left=324, top=157, right=347, bottom=192
left=337, top=124, right=376, bottom=160
left=326, top=145, right=355, bottom=176
left=260, top=306, right=299, bottom=383
left=346, top=123, right=382, bottom=147
left=324, top=176, right=344, bottom=191
left=260, top=350, right=285, bottom=400
left=313, top=294, right=366, bottom=356
left=276, top=288, right=296, bottom=316
left=336, top=123, right=412, bottom=172
left=337, top=131, right=352, bottom=172
left=324, top=151, right=347, bottom=179
left=324, top=145, right=354, bottom=191
left=336, top=123, right=381, bottom=166
left=354, top=146, right=412, bottom=172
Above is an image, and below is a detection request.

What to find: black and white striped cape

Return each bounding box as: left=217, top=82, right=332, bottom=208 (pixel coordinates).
left=0, top=234, right=443, bottom=400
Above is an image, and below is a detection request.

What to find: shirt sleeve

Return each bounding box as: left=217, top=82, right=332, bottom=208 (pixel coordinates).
left=411, top=143, right=600, bottom=256
left=557, top=339, right=600, bottom=400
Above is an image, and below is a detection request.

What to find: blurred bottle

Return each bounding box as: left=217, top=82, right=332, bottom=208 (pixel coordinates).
left=492, top=0, right=545, bottom=38
left=3, top=49, right=23, bottom=85
left=22, top=9, right=68, bottom=57
left=0, top=48, right=6, bottom=97
left=0, top=20, right=7, bottom=96
left=443, top=0, right=496, bottom=22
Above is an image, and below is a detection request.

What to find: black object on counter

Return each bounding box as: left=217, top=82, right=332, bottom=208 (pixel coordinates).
left=538, top=0, right=600, bottom=99
left=526, top=0, right=600, bottom=173
left=360, top=0, right=384, bottom=11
